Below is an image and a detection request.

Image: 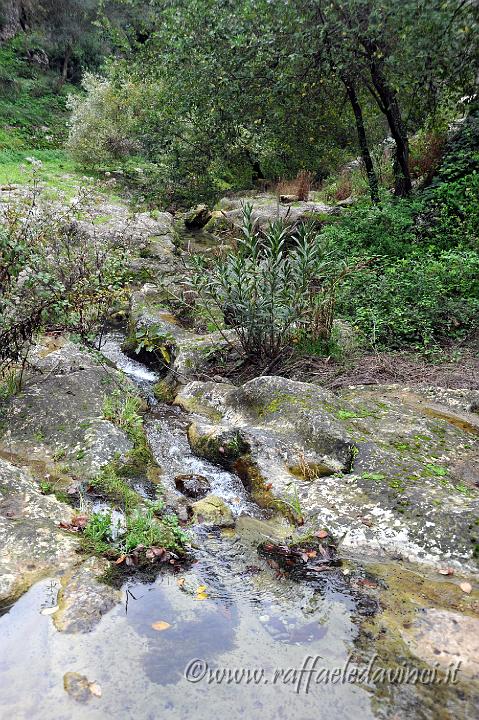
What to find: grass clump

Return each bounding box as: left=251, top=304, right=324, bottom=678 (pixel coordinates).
left=102, top=390, right=152, bottom=468
left=90, top=462, right=140, bottom=513
left=82, top=506, right=189, bottom=557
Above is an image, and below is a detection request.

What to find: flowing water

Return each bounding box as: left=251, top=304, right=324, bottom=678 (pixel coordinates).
left=0, top=335, right=471, bottom=719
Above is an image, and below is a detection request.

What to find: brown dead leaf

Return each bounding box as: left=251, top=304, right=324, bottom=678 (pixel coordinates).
left=72, top=515, right=88, bottom=529
left=460, top=582, right=472, bottom=594
left=115, top=555, right=126, bottom=565
left=152, top=621, right=171, bottom=631
left=315, top=529, right=329, bottom=539
left=176, top=577, right=185, bottom=588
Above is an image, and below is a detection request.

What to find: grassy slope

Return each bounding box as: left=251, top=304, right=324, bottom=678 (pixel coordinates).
left=0, top=42, right=104, bottom=196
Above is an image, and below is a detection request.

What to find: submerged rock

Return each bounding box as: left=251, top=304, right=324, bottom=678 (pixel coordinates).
left=53, top=557, right=121, bottom=633
left=176, top=375, right=479, bottom=572
left=191, top=494, right=235, bottom=528
left=0, top=458, right=79, bottom=605
left=174, top=473, right=211, bottom=499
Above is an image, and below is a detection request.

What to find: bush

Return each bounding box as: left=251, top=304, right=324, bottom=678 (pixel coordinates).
left=338, top=249, right=479, bottom=348
left=0, top=177, right=131, bottom=376
left=189, top=205, right=357, bottom=360
left=321, top=197, right=422, bottom=258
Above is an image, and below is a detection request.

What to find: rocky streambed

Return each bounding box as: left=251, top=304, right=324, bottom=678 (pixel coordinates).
left=0, top=195, right=478, bottom=719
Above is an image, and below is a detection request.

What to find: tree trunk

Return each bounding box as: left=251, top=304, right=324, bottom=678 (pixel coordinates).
left=342, top=77, right=380, bottom=204
left=368, top=61, right=412, bottom=197
left=57, top=45, right=71, bottom=91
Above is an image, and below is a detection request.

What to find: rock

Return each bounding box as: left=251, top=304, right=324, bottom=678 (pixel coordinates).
left=53, top=557, right=121, bottom=633
left=191, top=494, right=235, bottom=527
left=174, top=474, right=211, bottom=499
left=176, top=375, right=479, bottom=572
left=279, top=194, right=298, bottom=204
left=184, top=204, right=212, bottom=229
left=208, top=195, right=340, bottom=232
left=0, top=458, right=79, bottom=605
left=332, top=319, right=359, bottom=354
left=336, top=196, right=355, bottom=207
left=128, top=283, right=237, bottom=385
left=0, top=338, right=134, bottom=482
left=401, top=608, right=479, bottom=678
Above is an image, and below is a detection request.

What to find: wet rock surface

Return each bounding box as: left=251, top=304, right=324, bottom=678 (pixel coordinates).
left=53, top=557, right=121, bottom=633
left=174, top=473, right=211, bottom=499
left=128, top=283, right=236, bottom=384
left=191, top=494, right=235, bottom=527
left=176, top=375, right=479, bottom=571
left=0, top=457, right=79, bottom=604
left=0, top=338, right=135, bottom=483
left=401, top=608, right=479, bottom=678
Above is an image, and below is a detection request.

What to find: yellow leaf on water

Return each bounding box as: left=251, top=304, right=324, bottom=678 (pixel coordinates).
left=89, top=682, right=102, bottom=698
left=197, top=585, right=207, bottom=593
left=41, top=606, right=59, bottom=616
left=152, top=621, right=171, bottom=631
left=196, top=592, right=208, bottom=601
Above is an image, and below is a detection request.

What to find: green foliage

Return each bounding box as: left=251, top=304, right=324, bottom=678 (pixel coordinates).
left=0, top=178, right=131, bottom=374
left=83, top=506, right=189, bottom=557
left=131, top=325, right=173, bottom=364
left=339, top=249, right=479, bottom=349
left=102, top=390, right=151, bottom=467
left=0, top=43, right=74, bottom=151
left=90, top=463, right=140, bottom=512
left=189, top=205, right=356, bottom=359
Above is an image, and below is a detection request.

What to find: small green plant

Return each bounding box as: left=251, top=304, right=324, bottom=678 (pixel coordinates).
left=91, top=462, right=140, bottom=512
left=132, top=325, right=173, bottom=365
left=102, top=390, right=151, bottom=467
left=284, top=481, right=304, bottom=522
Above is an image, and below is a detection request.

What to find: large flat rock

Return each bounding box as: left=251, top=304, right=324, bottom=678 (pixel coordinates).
left=175, top=376, right=479, bottom=572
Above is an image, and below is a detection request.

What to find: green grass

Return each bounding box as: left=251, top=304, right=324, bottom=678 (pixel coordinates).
left=82, top=507, right=189, bottom=557
left=102, top=390, right=153, bottom=468
left=90, top=462, right=141, bottom=512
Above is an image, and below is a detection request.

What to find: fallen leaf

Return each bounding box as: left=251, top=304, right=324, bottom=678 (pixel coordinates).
left=438, top=567, right=454, bottom=576
left=460, top=582, right=472, bottom=594
left=315, top=529, right=328, bottom=539
left=72, top=515, right=88, bottom=529
left=197, top=585, right=207, bottom=593
left=41, top=605, right=59, bottom=616
left=176, top=577, right=185, bottom=588
left=265, top=483, right=273, bottom=490
left=196, top=592, right=208, bottom=601
left=115, top=555, right=126, bottom=565
left=152, top=621, right=171, bottom=631
left=89, top=682, right=102, bottom=698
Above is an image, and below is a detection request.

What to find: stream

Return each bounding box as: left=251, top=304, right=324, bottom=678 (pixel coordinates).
left=0, top=333, right=469, bottom=719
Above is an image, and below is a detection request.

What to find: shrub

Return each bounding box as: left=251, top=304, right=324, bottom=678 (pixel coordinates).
left=0, top=177, right=131, bottom=377
left=338, top=249, right=479, bottom=348
left=189, top=205, right=358, bottom=360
